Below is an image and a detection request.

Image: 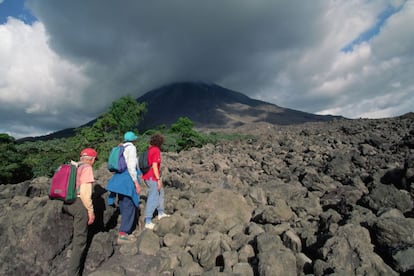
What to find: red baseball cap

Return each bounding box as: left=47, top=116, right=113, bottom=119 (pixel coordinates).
left=80, top=148, right=98, bottom=159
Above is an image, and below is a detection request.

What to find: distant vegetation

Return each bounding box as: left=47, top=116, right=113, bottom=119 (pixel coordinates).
left=0, top=96, right=254, bottom=184
left=0, top=134, right=33, bottom=183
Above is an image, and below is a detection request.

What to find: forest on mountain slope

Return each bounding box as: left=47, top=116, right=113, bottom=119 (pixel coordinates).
left=0, top=96, right=251, bottom=184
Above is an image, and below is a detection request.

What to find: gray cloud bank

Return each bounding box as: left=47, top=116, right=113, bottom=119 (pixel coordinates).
left=0, top=0, right=413, bottom=138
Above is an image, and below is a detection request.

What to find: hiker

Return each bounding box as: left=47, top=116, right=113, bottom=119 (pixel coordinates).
left=62, top=148, right=98, bottom=276
left=142, top=133, right=170, bottom=230
left=106, top=131, right=141, bottom=244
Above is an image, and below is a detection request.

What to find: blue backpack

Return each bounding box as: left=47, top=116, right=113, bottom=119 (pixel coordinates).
left=107, top=144, right=129, bottom=173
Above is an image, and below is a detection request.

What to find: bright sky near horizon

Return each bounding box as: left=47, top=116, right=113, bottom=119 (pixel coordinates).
left=0, top=0, right=413, bottom=138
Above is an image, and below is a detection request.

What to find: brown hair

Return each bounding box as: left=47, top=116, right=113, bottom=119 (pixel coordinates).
left=150, top=133, right=164, bottom=148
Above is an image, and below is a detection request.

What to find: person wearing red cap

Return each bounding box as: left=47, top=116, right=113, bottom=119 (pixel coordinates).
left=62, top=147, right=97, bottom=276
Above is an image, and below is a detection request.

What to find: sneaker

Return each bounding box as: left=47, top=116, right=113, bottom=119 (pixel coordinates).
left=66, top=249, right=72, bottom=258
left=117, top=234, right=136, bottom=245
left=157, top=213, right=170, bottom=220
left=145, top=222, right=155, bottom=230
left=131, top=229, right=141, bottom=237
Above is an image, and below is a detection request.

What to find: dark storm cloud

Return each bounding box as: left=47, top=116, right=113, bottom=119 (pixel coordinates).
left=27, top=0, right=326, bottom=100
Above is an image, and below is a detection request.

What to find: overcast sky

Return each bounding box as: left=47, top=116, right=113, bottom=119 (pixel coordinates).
left=0, top=0, right=413, bottom=139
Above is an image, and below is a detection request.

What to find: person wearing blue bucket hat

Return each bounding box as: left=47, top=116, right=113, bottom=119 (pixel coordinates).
left=124, top=131, right=138, bottom=142
left=107, top=131, right=141, bottom=244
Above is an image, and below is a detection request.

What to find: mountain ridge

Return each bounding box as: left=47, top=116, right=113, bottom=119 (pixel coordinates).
left=19, top=82, right=342, bottom=142
left=137, top=81, right=342, bottom=131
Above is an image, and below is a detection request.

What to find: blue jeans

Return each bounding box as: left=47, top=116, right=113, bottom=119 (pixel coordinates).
left=144, top=178, right=165, bottom=222
left=118, top=194, right=136, bottom=234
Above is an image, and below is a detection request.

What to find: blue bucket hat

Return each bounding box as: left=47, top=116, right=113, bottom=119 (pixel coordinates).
left=124, top=131, right=138, bottom=142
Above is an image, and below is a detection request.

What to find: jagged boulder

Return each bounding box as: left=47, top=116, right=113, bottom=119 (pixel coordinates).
left=373, top=212, right=414, bottom=273
left=361, top=183, right=413, bottom=213
left=256, top=232, right=297, bottom=276
left=194, top=188, right=253, bottom=231
left=0, top=196, right=72, bottom=275
left=315, top=224, right=397, bottom=275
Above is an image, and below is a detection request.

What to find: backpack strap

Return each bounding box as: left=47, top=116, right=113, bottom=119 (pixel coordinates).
left=75, top=163, right=89, bottom=195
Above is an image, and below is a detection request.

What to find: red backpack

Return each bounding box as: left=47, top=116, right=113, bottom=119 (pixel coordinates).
left=49, top=164, right=77, bottom=203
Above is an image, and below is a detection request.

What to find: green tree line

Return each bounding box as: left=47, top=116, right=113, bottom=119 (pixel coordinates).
left=1, top=96, right=253, bottom=184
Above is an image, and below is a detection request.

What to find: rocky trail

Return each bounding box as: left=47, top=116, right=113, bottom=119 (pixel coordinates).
left=1, top=114, right=413, bottom=275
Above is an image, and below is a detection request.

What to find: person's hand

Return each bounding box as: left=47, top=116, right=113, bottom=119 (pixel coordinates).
left=134, top=180, right=141, bottom=194
left=87, top=212, right=95, bottom=225
left=157, top=179, right=162, bottom=191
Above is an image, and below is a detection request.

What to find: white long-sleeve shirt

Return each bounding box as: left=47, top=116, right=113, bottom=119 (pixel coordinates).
left=123, top=142, right=138, bottom=181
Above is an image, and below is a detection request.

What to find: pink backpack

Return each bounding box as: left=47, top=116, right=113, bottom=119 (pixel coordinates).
left=49, top=164, right=77, bottom=203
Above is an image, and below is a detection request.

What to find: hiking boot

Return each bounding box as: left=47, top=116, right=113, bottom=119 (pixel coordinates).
left=157, top=213, right=170, bottom=220
left=145, top=222, right=155, bottom=230
left=117, top=234, right=136, bottom=245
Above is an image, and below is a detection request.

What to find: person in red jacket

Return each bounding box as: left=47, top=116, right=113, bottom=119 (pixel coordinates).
left=142, top=133, right=170, bottom=229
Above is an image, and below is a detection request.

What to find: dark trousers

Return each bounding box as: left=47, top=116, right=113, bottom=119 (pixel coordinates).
left=63, top=199, right=88, bottom=276
left=118, top=194, right=136, bottom=234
